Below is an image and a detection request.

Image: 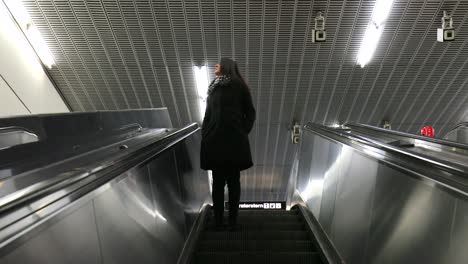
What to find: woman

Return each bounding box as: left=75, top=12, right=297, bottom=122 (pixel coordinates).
left=200, top=58, right=256, bottom=230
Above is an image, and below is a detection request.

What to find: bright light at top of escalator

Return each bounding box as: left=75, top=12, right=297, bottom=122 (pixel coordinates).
left=357, top=0, right=394, bottom=67
left=2, top=0, right=55, bottom=68
left=193, top=65, right=209, bottom=119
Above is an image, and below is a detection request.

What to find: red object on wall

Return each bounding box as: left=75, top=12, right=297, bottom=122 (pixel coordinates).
left=420, top=126, right=435, bottom=138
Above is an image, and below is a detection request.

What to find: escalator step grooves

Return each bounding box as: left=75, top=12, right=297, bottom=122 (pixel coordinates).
left=204, top=222, right=305, bottom=231
left=193, top=252, right=322, bottom=264
left=198, top=240, right=317, bottom=252
left=202, top=231, right=310, bottom=240
left=191, top=209, right=325, bottom=264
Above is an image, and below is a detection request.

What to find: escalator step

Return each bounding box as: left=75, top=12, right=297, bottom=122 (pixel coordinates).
left=238, top=214, right=301, bottom=221
left=204, top=222, right=305, bottom=231
left=202, top=231, right=310, bottom=241
left=192, top=252, right=322, bottom=264
left=237, top=210, right=298, bottom=216
left=217, top=215, right=301, bottom=224
left=198, top=240, right=316, bottom=252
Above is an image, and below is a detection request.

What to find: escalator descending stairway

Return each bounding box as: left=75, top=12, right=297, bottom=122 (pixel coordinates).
left=191, top=209, right=325, bottom=264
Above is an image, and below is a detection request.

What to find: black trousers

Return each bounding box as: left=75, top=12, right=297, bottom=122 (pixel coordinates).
left=212, top=168, right=241, bottom=225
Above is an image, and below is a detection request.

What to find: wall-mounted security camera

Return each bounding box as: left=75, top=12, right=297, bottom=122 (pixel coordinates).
left=291, top=123, right=301, bottom=144
left=438, top=11, right=455, bottom=42
left=312, top=12, right=326, bottom=43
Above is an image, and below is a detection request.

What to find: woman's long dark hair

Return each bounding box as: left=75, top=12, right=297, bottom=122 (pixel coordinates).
left=219, top=57, right=249, bottom=90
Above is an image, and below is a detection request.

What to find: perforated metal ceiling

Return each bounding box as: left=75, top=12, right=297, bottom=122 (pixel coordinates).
left=21, top=0, right=468, bottom=200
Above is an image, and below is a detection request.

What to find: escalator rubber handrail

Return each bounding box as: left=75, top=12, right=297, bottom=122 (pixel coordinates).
left=0, top=123, right=199, bottom=214
left=304, top=123, right=468, bottom=196
left=345, top=123, right=468, bottom=150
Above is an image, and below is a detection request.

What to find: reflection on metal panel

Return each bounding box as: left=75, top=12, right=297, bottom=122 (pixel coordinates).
left=93, top=164, right=179, bottom=264
left=0, top=202, right=101, bottom=264
left=317, top=139, right=342, bottom=235
left=367, top=166, right=454, bottom=264
left=331, top=148, right=377, bottom=264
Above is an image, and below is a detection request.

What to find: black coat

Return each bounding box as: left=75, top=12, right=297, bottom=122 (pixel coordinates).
left=200, top=77, right=256, bottom=171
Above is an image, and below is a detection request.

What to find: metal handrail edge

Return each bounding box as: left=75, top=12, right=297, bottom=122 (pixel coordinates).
left=177, top=204, right=211, bottom=264
left=345, top=123, right=468, bottom=150
left=293, top=202, right=345, bottom=264
left=0, top=123, right=199, bottom=213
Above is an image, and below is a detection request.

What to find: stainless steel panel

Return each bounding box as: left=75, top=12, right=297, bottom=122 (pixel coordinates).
left=366, top=166, right=455, bottom=264
left=93, top=162, right=180, bottom=264
left=330, top=148, right=378, bottom=264
left=0, top=202, right=100, bottom=264
left=445, top=198, right=468, bottom=263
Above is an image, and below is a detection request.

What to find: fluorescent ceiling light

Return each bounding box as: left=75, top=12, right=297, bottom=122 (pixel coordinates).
left=193, top=65, right=209, bottom=119
left=3, top=0, right=55, bottom=68
left=357, top=0, right=394, bottom=67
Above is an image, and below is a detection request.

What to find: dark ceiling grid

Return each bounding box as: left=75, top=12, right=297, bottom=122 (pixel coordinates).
left=250, top=0, right=265, bottom=198
left=356, top=0, right=412, bottom=123
left=269, top=0, right=298, bottom=201
left=81, top=0, right=131, bottom=109
left=399, top=3, right=461, bottom=133
left=116, top=1, right=155, bottom=110
left=343, top=67, right=371, bottom=122
left=276, top=0, right=315, bottom=201
left=133, top=1, right=166, bottom=109
left=413, top=4, right=468, bottom=132
left=332, top=1, right=370, bottom=125
left=323, top=1, right=362, bottom=124
left=378, top=1, right=444, bottom=132
left=184, top=0, right=206, bottom=122
left=311, top=1, right=346, bottom=123
left=101, top=0, right=144, bottom=109
left=242, top=0, right=251, bottom=182
left=414, top=20, right=468, bottom=131
left=261, top=0, right=282, bottom=201
left=103, top=1, right=146, bottom=109
left=276, top=1, right=314, bottom=201
left=149, top=0, right=182, bottom=127
left=366, top=0, right=425, bottom=125
left=52, top=0, right=109, bottom=110
left=28, top=1, right=84, bottom=111
left=37, top=0, right=100, bottom=111
left=340, top=1, right=376, bottom=124
left=397, top=2, right=463, bottom=132
left=70, top=1, right=120, bottom=110
left=435, top=71, right=468, bottom=134
left=164, top=0, right=193, bottom=124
